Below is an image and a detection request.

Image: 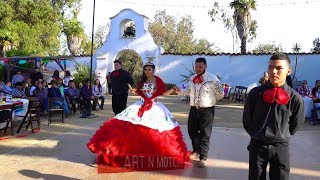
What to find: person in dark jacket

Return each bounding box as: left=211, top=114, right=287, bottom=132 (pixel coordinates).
left=48, top=80, right=70, bottom=114
left=80, top=79, right=95, bottom=118
left=29, top=66, right=43, bottom=84
left=110, top=60, right=134, bottom=115
left=243, top=53, right=304, bottom=180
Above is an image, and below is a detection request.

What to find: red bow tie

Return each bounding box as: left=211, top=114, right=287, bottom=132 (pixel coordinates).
left=262, top=87, right=290, bottom=105
left=112, top=70, right=119, bottom=77
left=193, top=75, right=204, bottom=84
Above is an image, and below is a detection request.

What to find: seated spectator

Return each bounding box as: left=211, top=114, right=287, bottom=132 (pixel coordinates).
left=78, top=82, right=83, bottom=90
left=259, top=71, right=269, bottom=85
left=57, top=79, right=65, bottom=97
left=12, top=70, right=25, bottom=86
left=34, top=81, right=48, bottom=114
left=52, top=70, right=62, bottom=81
left=92, top=78, right=105, bottom=110
left=43, top=80, right=48, bottom=90
left=48, top=80, right=70, bottom=115
left=10, top=82, right=27, bottom=98
left=297, top=80, right=313, bottom=118
left=296, top=80, right=311, bottom=97
left=63, top=71, right=73, bottom=87
left=66, top=80, right=80, bottom=113
left=24, top=78, right=32, bottom=97
left=29, top=81, right=38, bottom=97
left=80, top=79, right=95, bottom=118
left=311, top=80, right=320, bottom=124
left=2, top=81, right=13, bottom=94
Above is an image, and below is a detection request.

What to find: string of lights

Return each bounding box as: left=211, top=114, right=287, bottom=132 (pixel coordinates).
left=105, top=0, right=320, bottom=9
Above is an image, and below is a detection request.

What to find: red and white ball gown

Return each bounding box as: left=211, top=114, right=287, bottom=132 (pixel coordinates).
left=87, top=76, right=189, bottom=171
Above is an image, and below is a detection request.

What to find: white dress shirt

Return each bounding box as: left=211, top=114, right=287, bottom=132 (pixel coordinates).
left=182, top=72, right=224, bottom=108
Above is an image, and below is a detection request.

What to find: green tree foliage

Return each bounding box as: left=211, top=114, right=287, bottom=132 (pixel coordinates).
left=149, top=10, right=219, bottom=54
left=0, top=0, right=83, bottom=57
left=63, top=17, right=85, bottom=55
left=194, top=39, right=220, bottom=54
left=252, top=42, right=284, bottom=53
left=73, top=62, right=98, bottom=85
left=117, top=50, right=143, bottom=85
left=230, top=0, right=257, bottom=54
left=81, top=24, right=110, bottom=55
left=0, top=0, right=62, bottom=57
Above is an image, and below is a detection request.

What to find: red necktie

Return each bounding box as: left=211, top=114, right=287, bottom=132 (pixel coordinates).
left=262, top=87, right=290, bottom=105
left=193, top=75, right=204, bottom=84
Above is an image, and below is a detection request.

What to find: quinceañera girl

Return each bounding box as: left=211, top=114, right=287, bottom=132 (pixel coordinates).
left=87, top=62, right=189, bottom=172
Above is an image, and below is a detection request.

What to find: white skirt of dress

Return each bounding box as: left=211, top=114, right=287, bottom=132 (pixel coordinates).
left=115, top=101, right=179, bottom=132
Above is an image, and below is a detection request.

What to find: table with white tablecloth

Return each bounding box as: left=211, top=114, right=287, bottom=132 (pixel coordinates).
left=0, top=99, right=29, bottom=129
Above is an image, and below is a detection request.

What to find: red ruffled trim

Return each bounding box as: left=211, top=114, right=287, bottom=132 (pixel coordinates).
left=87, top=118, right=190, bottom=172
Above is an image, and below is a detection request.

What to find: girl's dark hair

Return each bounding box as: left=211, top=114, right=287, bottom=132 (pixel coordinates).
left=52, top=70, right=59, bottom=78
left=94, top=79, right=102, bottom=92
left=138, top=63, right=155, bottom=89
left=65, top=70, right=71, bottom=77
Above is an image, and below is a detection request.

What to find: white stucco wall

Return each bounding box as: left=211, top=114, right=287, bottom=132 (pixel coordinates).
left=157, top=54, right=319, bottom=90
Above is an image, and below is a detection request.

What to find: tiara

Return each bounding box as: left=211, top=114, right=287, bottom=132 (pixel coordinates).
left=144, top=62, right=155, bottom=66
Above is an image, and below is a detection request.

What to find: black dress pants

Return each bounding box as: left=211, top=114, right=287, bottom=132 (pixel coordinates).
left=112, top=93, right=128, bottom=115
left=248, top=141, right=290, bottom=180
left=188, top=106, right=215, bottom=160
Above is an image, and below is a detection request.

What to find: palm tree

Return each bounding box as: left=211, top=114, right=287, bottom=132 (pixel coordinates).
left=230, top=0, right=256, bottom=54
left=292, top=43, right=301, bottom=81
left=63, top=18, right=85, bottom=55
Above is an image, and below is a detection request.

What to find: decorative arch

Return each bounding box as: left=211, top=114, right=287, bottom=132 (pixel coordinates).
left=94, top=9, right=163, bottom=85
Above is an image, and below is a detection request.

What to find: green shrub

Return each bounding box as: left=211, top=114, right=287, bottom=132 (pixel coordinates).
left=73, top=62, right=99, bottom=85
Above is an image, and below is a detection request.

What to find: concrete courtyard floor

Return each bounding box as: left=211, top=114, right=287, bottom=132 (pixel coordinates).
left=0, top=96, right=319, bottom=179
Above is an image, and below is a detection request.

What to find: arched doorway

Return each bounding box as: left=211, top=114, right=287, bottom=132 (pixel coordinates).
left=115, top=49, right=143, bottom=85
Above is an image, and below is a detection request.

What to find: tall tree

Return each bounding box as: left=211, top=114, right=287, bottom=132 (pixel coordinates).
left=194, top=39, right=220, bottom=54
left=252, top=42, right=284, bottom=53
left=229, top=0, right=257, bottom=54
left=63, top=17, right=85, bottom=55
left=58, top=0, right=85, bottom=55
left=312, top=38, right=320, bottom=52
left=0, top=0, right=62, bottom=56
left=292, top=43, right=301, bottom=81
left=149, top=10, right=219, bottom=54
left=80, top=23, right=110, bottom=55
left=0, top=1, right=16, bottom=57
left=118, top=50, right=143, bottom=84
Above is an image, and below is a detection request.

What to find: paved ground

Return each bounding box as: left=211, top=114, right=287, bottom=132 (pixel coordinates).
left=0, top=96, right=319, bottom=179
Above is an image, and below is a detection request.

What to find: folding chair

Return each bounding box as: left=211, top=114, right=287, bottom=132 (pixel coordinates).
left=0, top=104, right=15, bottom=136
left=48, top=97, right=64, bottom=125
left=16, top=97, right=41, bottom=133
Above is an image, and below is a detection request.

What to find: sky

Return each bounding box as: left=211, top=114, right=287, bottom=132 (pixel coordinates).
left=78, top=0, right=320, bottom=53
